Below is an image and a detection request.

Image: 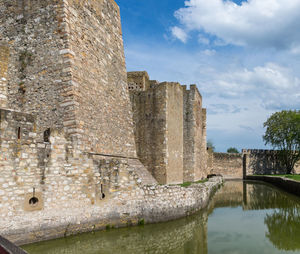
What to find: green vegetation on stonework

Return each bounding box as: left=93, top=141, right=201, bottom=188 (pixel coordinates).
left=180, top=179, right=208, bottom=188
left=138, top=219, right=145, bottom=226
left=207, top=140, right=215, bottom=152
left=253, top=174, right=300, bottom=182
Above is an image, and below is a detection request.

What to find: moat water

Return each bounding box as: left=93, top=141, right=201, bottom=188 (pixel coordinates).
left=23, top=180, right=300, bottom=254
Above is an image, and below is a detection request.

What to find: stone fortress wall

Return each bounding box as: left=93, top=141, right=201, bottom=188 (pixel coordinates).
left=208, top=150, right=300, bottom=179
left=128, top=71, right=208, bottom=184
left=0, top=0, right=219, bottom=245
left=243, top=149, right=300, bottom=176
left=210, top=152, right=243, bottom=179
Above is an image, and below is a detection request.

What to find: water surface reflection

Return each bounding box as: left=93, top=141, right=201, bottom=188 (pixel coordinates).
left=23, top=181, right=300, bottom=254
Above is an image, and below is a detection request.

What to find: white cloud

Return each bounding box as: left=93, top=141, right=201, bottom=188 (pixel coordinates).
left=202, top=49, right=216, bottom=56
left=199, top=63, right=300, bottom=110
left=173, top=0, right=300, bottom=49
left=171, top=26, right=188, bottom=43
left=198, top=34, right=210, bottom=45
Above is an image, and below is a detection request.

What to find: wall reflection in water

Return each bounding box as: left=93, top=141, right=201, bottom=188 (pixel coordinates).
left=23, top=181, right=300, bottom=254
left=23, top=211, right=208, bottom=254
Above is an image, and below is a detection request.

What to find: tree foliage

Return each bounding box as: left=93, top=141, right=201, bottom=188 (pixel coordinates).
left=263, top=110, right=300, bottom=174
left=207, top=140, right=215, bottom=152
left=227, top=147, right=239, bottom=153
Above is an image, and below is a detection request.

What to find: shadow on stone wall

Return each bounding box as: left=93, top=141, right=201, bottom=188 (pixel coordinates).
left=248, top=151, right=286, bottom=175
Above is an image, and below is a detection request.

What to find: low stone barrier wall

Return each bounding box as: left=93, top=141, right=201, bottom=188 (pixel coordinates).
left=210, top=153, right=243, bottom=179
left=2, top=177, right=223, bottom=246
left=246, top=176, right=300, bottom=197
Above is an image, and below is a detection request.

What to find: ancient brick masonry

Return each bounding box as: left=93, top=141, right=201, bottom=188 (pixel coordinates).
left=128, top=71, right=208, bottom=184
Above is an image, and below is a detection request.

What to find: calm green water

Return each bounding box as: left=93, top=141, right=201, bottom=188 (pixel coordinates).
left=23, top=181, right=300, bottom=254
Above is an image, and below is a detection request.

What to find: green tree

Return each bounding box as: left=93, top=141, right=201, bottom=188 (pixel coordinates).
left=263, top=110, right=300, bottom=174
left=207, top=140, right=215, bottom=152
left=227, top=147, right=239, bottom=153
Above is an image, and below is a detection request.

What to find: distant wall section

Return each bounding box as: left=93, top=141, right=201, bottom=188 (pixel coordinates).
left=130, top=82, right=168, bottom=184
left=211, top=153, right=243, bottom=179
left=128, top=72, right=207, bottom=184
left=243, top=149, right=300, bottom=177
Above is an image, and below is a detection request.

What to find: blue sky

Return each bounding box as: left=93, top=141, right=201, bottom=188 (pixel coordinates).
left=115, top=0, right=300, bottom=152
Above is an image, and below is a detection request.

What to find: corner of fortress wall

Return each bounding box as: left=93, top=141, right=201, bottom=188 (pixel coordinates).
left=127, top=71, right=209, bottom=184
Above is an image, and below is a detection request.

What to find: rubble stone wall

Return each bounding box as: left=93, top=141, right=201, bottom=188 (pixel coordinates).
left=0, top=0, right=67, bottom=141
left=243, top=149, right=300, bottom=176
left=2, top=175, right=222, bottom=245
left=211, top=153, right=243, bottom=179
left=0, top=108, right=147, bottom=221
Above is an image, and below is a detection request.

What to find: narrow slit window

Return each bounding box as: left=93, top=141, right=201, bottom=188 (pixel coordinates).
left=44, top=128, right=51, bottom=143
left=17, top=127, right=21, bottom=140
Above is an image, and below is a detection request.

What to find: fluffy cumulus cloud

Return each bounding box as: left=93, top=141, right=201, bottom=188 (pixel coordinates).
left=199, top=63, right=300, bottom=110
left=171, top=26, right=188, bottom=43
left=172, top=0, right=300, bottom=49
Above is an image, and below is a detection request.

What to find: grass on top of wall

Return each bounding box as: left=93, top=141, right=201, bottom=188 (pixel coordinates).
left=180, top=179, right=208, bottom=188
left=253, top=174, right=300, bottom=182
left=285, top=175, right=300, bottom=181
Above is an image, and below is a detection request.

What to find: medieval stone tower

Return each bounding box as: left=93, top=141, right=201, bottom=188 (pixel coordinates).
left=0, top=0, right=136, bottom=156
left=128, top=71, right=208, bottom=184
